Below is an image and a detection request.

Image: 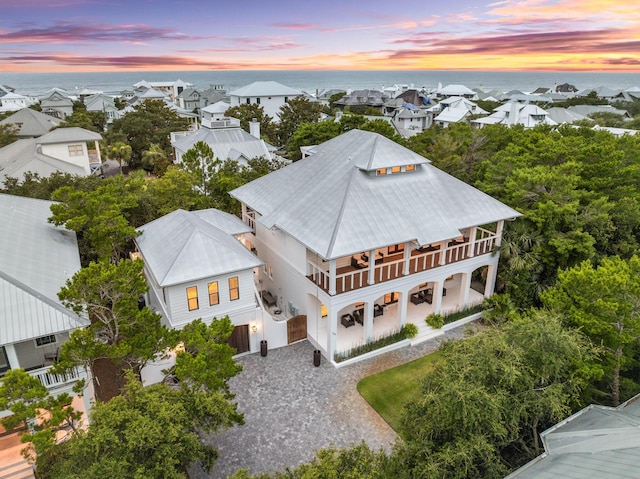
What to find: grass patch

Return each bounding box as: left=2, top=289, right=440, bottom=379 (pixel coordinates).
left=357, top=350, right=442, bottom=435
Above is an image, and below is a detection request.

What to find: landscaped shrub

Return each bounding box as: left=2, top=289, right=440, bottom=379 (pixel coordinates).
left=425, top=313, right=445, bottom=329
left=334, top=326, right=414, bottom=363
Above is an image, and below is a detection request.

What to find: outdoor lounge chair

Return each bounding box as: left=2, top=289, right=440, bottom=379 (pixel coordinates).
left=341, top=313, right=355, bottom=328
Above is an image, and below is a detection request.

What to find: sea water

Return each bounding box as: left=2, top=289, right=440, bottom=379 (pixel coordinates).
left=3, top=70, right=640, bottom=97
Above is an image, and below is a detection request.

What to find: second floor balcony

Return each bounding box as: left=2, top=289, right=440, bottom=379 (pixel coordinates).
left=307, top=227, right=499, bottom=295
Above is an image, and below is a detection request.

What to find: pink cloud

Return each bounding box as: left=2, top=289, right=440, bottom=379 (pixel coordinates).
left=271, top=22, right=318, bottom=30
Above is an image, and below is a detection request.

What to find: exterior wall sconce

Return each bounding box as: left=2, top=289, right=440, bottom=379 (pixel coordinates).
left=251, top=324, right=258, bottom=333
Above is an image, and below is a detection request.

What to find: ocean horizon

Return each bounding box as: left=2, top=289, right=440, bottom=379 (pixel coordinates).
left=3, top=69, right=640, bottom=97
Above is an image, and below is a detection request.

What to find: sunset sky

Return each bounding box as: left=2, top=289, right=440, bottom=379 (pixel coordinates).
left=1, top=0, right=639, bottom=72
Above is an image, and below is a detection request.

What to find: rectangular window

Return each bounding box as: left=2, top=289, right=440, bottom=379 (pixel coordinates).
left=405, top=164, right=415, bottom=171
left=186, top=286, right=199, bottom=311
left=391, top=166, right=401, bottom=174
left=35, top=335, right=56, bottom=347
left=377, top=168, right=387, bottom=175
left=246, top=98, right=250, bottom=104
left=68, top=144, right=84, bottom=156
left=208, top=282, right=219, bottom=306
left=229, top=276, right=240, bottom=301
left=256, top=97, right=261, bottom=104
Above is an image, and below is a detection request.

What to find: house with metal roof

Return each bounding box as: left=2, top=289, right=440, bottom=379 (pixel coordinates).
left=134, top=209, right=265, bottom=354
left=84, top=93, right=121, bottom=124
left=0, top=194, right=89, bottom=401
left=39, top=89, right=74, bottom=119
left=506, top=393, right=640, bottom=479
left=0, top=108, right=62, bottom=138
left=431, top=97, right=488, bottom=128
left=472, top=102, right=557, bottom=129
left=229, top=81, right=304, bottom=119
left=230, top=129, right=520, bottom=363
left=0, top=92, right=30, bottom=113
left=132, top=79, right=193, bottom=101
left=171, top=102, right=278, bottom=167
left=0, top=127, right=102, bottom=184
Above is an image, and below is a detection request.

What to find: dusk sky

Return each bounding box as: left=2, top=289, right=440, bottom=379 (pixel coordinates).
left=1, top=0, right=639, bottom=73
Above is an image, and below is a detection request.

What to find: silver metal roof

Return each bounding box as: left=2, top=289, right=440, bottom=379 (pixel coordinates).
left=0, top=138, right=87, bottom=183
left=172, top=126, right=272, bottom=162
left=506, top=395, right=640, bottom=479
left=136, top=209, right=262, bottom=287
left=229, top=81, right=302, bottom=98
left=231, top=129, right=521, bottom=260
left=37, top=127, right=102, bottom=144
left=0, top=108, right=62, bottom=137
left=0, top=194, right=87, bottom=345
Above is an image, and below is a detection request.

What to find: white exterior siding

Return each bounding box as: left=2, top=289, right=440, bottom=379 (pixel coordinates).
left=229, top=95, right=290, bottom=119
left=163, top=269, right=257, bottom=329
left=39, top=142, right=91, bottom=174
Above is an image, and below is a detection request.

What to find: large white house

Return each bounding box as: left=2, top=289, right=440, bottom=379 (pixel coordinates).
left=230, top=129, right=520, bottom=362
left=229, top=81, right=303, bottom=119
left=0, top=194, right=89, bottom=406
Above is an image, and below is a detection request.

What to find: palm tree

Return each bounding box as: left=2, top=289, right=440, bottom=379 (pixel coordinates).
left=109, top=142, right=132, bottom=174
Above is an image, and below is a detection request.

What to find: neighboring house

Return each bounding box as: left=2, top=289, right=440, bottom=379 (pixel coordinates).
left=0, top=193, right=89, bottom=404
left=593, top=125, right=640, bottom=137
left=334, top=89, right=390, bottom=113
left=393, top=107, right=432, bottom=136
left=0, top=108, right=62, bottom=138
left=472, top=102, right=557, bottom=129
left=545, top=107, right=589, bottom=125
left=177, top=87, right=203, bottom=112
left=577, top=86, right=621, bottom=100
left=0, top=127, right=102, bottom=183
left=84, top=93, right=121, bottom=124
left=435, top=84, right=477, bottom=99
left=0, top=92, right=30, bottom=113
left=506, top=393, right=640, bottom=479
left=567, top=104, right=631, bottom=119
left=201, top=84, right=227, bottom=108
left=230, top=129, right=520, bottom=362
left=134, top=209, right=263, bottom=354
left=132, top=79, right=193, bottom=101
left=39, top=89, right=74, bottom=119
left=229, top=81, right=303, bottom=119
left=432, top=97, right=488, bottom=127
left=171, top=101, right=277, bottom=166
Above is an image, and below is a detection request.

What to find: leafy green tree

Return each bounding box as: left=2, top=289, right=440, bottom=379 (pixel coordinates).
left=276, top=95, right=324, bottom=148
left=56, top=106, right=106, bottom=132
left=588, top=112, right=627, bottom=128
left=36, top=374, right=242, bottom=479
left=1, top=171, right=101, bottom=199
left=0, top=369, right=83, bottom=462
left=394, top=312, right=599, bottom=478
left=138, top=166, right=202, bottom=222
left=541, top=256, right=640, bottom=406
left=360, top=118, right=402, bottom=142
left=180, top=140, right=216, bottom=197
left=141, top=142, right=170, bottom=175
left=225, top=103, right=276, bottom=143
left=0, top=122, right=19, bottom=147
left=108, top=141, right=132, bottom=174
left=106, top=99, right=190, bottom=167
left=49, top=180, right=140, bottom=264
left=287, top=120, right=341, bottom=160
left=56, top=259, right=176, bottom=401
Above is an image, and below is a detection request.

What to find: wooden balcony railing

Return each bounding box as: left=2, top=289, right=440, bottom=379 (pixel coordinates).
left=307, top=230, right=498, bottom=295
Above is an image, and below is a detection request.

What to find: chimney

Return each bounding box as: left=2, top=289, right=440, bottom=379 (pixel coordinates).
left=249, top=118, right=260, bottom=139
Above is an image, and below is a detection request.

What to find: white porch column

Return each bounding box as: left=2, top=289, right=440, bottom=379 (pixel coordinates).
left=367, top=249, right=376, bottom=285
left=467, top=226, right=477, bottom=258
left=328, top=309, right=337, bottom=361
left=4, top=343, right=19, bottom=369
left=439, top=242, right=447, bottom=266
left=399, top=292, right=408, bottom=327
left=485, top=264, right=498, bottom=297
left=460, top=272, right=472, bottom=308
left=364, top=302, right=374, bottom=342
left=495, top=220, right=505, bottom=247
left=329, top=259, right=337, bottom=295
left=402, top=243, right=411, bottom=275
left=434, top=281, right=444, bottom=314
left=94, top=140, right=102, bottom=162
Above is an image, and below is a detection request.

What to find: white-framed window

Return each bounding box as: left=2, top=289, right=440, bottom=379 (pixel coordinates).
left=186, top=286, right=199, bottom=311
left=229, top=276, right=240, bottom=301
left=35, top=335, right=56, bottom=347
left=68, top=144, right=84, bottom=156
left=208, top=281, right=219, bottom=306
left=263, top=263, right=273, bottom=279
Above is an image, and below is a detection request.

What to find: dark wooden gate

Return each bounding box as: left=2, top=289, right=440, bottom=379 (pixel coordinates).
left=228, top=324, right=250, bottom=354
left=287, top=315, right=307, bottom=344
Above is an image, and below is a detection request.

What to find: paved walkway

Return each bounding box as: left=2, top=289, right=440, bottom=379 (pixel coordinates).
left=194, top=323, right=480, bottom=479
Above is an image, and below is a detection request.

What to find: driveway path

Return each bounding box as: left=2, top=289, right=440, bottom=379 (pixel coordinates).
left=196, top=323, right=478, bottom=479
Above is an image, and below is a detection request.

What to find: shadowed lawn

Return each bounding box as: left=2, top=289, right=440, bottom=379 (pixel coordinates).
left=357, top=351, right=442, bottom=435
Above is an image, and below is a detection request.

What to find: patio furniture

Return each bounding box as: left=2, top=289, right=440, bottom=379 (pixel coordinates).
left=262, top=290, right=277, bottom=307
left=363, top=251, right=384, bottom=264
left=341, top=313, right=355, bottom=328
left=373, top=303, right=384, bottom=317
left=351, top=253, right=367, bottom=269
left=353, top=307, right=364, bottom=325
left=410, top=291, right=425, bottom=305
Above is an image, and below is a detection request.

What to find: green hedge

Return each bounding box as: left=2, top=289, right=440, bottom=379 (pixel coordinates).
left=334, top=325, right=415, bottom=363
